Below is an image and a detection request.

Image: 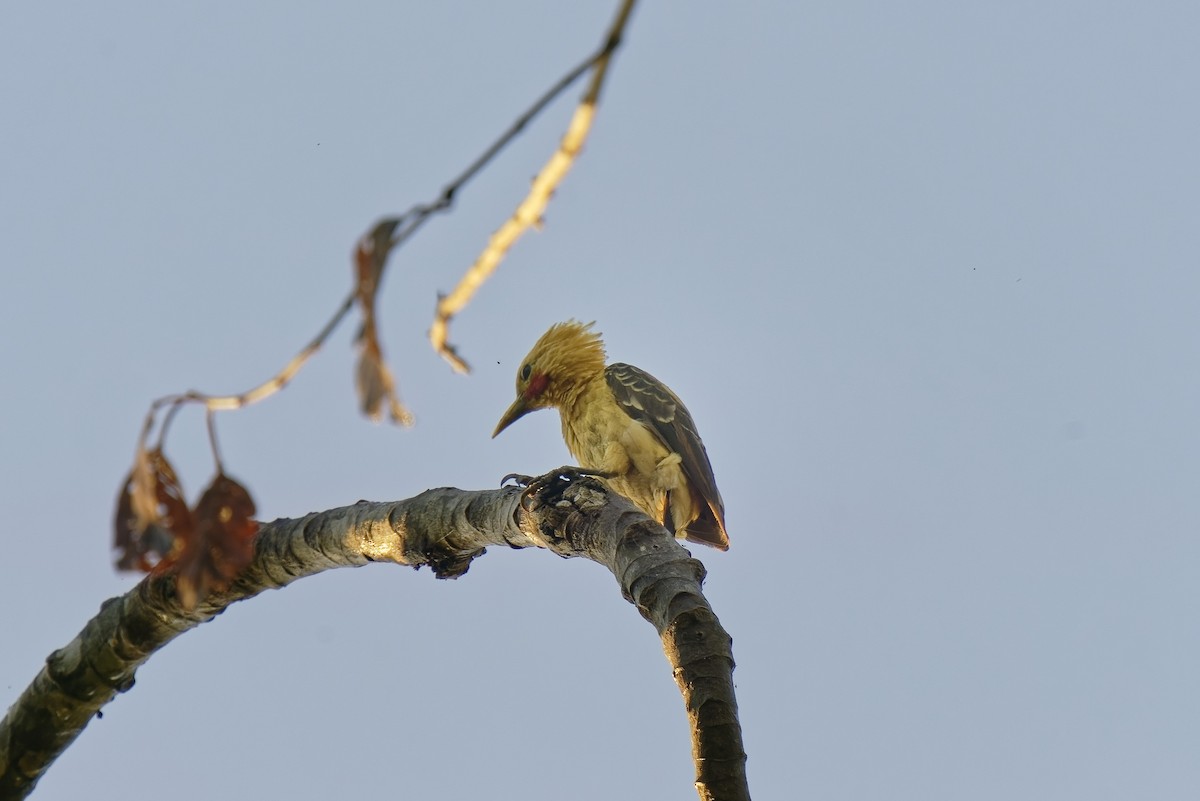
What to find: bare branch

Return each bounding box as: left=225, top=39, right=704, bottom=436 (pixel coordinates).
left=7, top=486, right=530, bottom=800
left=5, top=474, right=747, bottom=801
left=430, top=0, right=640, bottom=373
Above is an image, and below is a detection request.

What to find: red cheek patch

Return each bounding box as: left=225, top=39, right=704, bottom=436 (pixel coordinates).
left=525, top=373, right=549, bottom=399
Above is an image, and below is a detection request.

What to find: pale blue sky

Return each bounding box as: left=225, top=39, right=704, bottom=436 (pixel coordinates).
left=3, top=3, right=1198, bottom=799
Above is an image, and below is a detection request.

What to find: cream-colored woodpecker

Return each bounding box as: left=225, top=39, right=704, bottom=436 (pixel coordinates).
left=493, top=321, right=728, bottom=550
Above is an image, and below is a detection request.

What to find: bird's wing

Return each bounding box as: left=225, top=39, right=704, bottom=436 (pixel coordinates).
left=605, top=363, right=727, bottom=543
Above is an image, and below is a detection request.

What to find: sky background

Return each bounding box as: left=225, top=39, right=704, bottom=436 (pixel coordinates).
left=2, top=2, right=1198, bottom=799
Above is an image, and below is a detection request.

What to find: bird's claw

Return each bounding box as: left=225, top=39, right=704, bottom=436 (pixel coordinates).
left=500, top=472, right=536, bottom=488
left=501, top=465, right=613, bottom=512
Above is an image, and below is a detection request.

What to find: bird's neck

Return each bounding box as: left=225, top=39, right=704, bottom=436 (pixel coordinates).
left=557, top=371, right=608, bottom=417
left=557, top=374, right=619, bottom=465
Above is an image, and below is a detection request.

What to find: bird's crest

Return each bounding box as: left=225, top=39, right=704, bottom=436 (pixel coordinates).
left=521, top=320, right=607, bottom=402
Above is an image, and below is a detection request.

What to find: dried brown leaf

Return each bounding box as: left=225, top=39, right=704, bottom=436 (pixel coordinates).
left=354, top=217, right=402, bottom=308
left=354, top=341, right=414, bottom=426
left=174, top=472, right=259, bottom=610
left=350, top=218, right=413, bottom=426
left=113, top=448, right=191, bottom=572
left=355, top=344, right=387, bottom=422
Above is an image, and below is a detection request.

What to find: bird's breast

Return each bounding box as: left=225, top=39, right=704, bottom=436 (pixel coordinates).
left=562, top=391, right=658, bottom=466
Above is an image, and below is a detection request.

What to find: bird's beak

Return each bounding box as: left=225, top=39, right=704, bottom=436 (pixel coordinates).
left=492, top=396, right=533, bottom=438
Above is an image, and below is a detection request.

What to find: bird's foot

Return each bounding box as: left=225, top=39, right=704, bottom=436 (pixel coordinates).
left=501, top=465, right=613, bottom=512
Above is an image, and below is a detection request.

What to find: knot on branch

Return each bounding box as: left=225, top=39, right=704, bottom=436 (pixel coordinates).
left=425, top=546, right=485, bottom=580
left=507, top=467, right=612, bottom=552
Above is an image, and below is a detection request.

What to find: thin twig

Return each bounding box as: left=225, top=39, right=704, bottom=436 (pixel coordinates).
left=380, top=17, right=621, bottom=262
left=152, top=397, right=185, bottom=452
left=137, top=291, right=355, bottom=458
left=129, top=2, right=637, bottom=468
left=205, top=408, right=223, bottom=473
left=430, top=0, right=639, bottom=373
left=204, top=291, right=357, bottom=412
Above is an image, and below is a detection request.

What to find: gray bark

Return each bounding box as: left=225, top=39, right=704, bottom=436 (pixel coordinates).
left=0, top=475, right=748, bottom=801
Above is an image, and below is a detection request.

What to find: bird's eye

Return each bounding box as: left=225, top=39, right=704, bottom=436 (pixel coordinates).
left=521, top=363, right=532, bottom=381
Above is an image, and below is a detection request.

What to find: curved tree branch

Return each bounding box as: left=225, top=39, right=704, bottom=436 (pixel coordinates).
left=0, top=476, right=747, bottom=801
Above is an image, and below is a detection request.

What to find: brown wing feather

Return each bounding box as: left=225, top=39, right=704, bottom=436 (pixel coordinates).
left=605, top=363, right=728, bottom=549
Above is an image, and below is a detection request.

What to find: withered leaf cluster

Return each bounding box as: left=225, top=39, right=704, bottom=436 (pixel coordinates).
left=114, top=448, right=258, bottom=609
